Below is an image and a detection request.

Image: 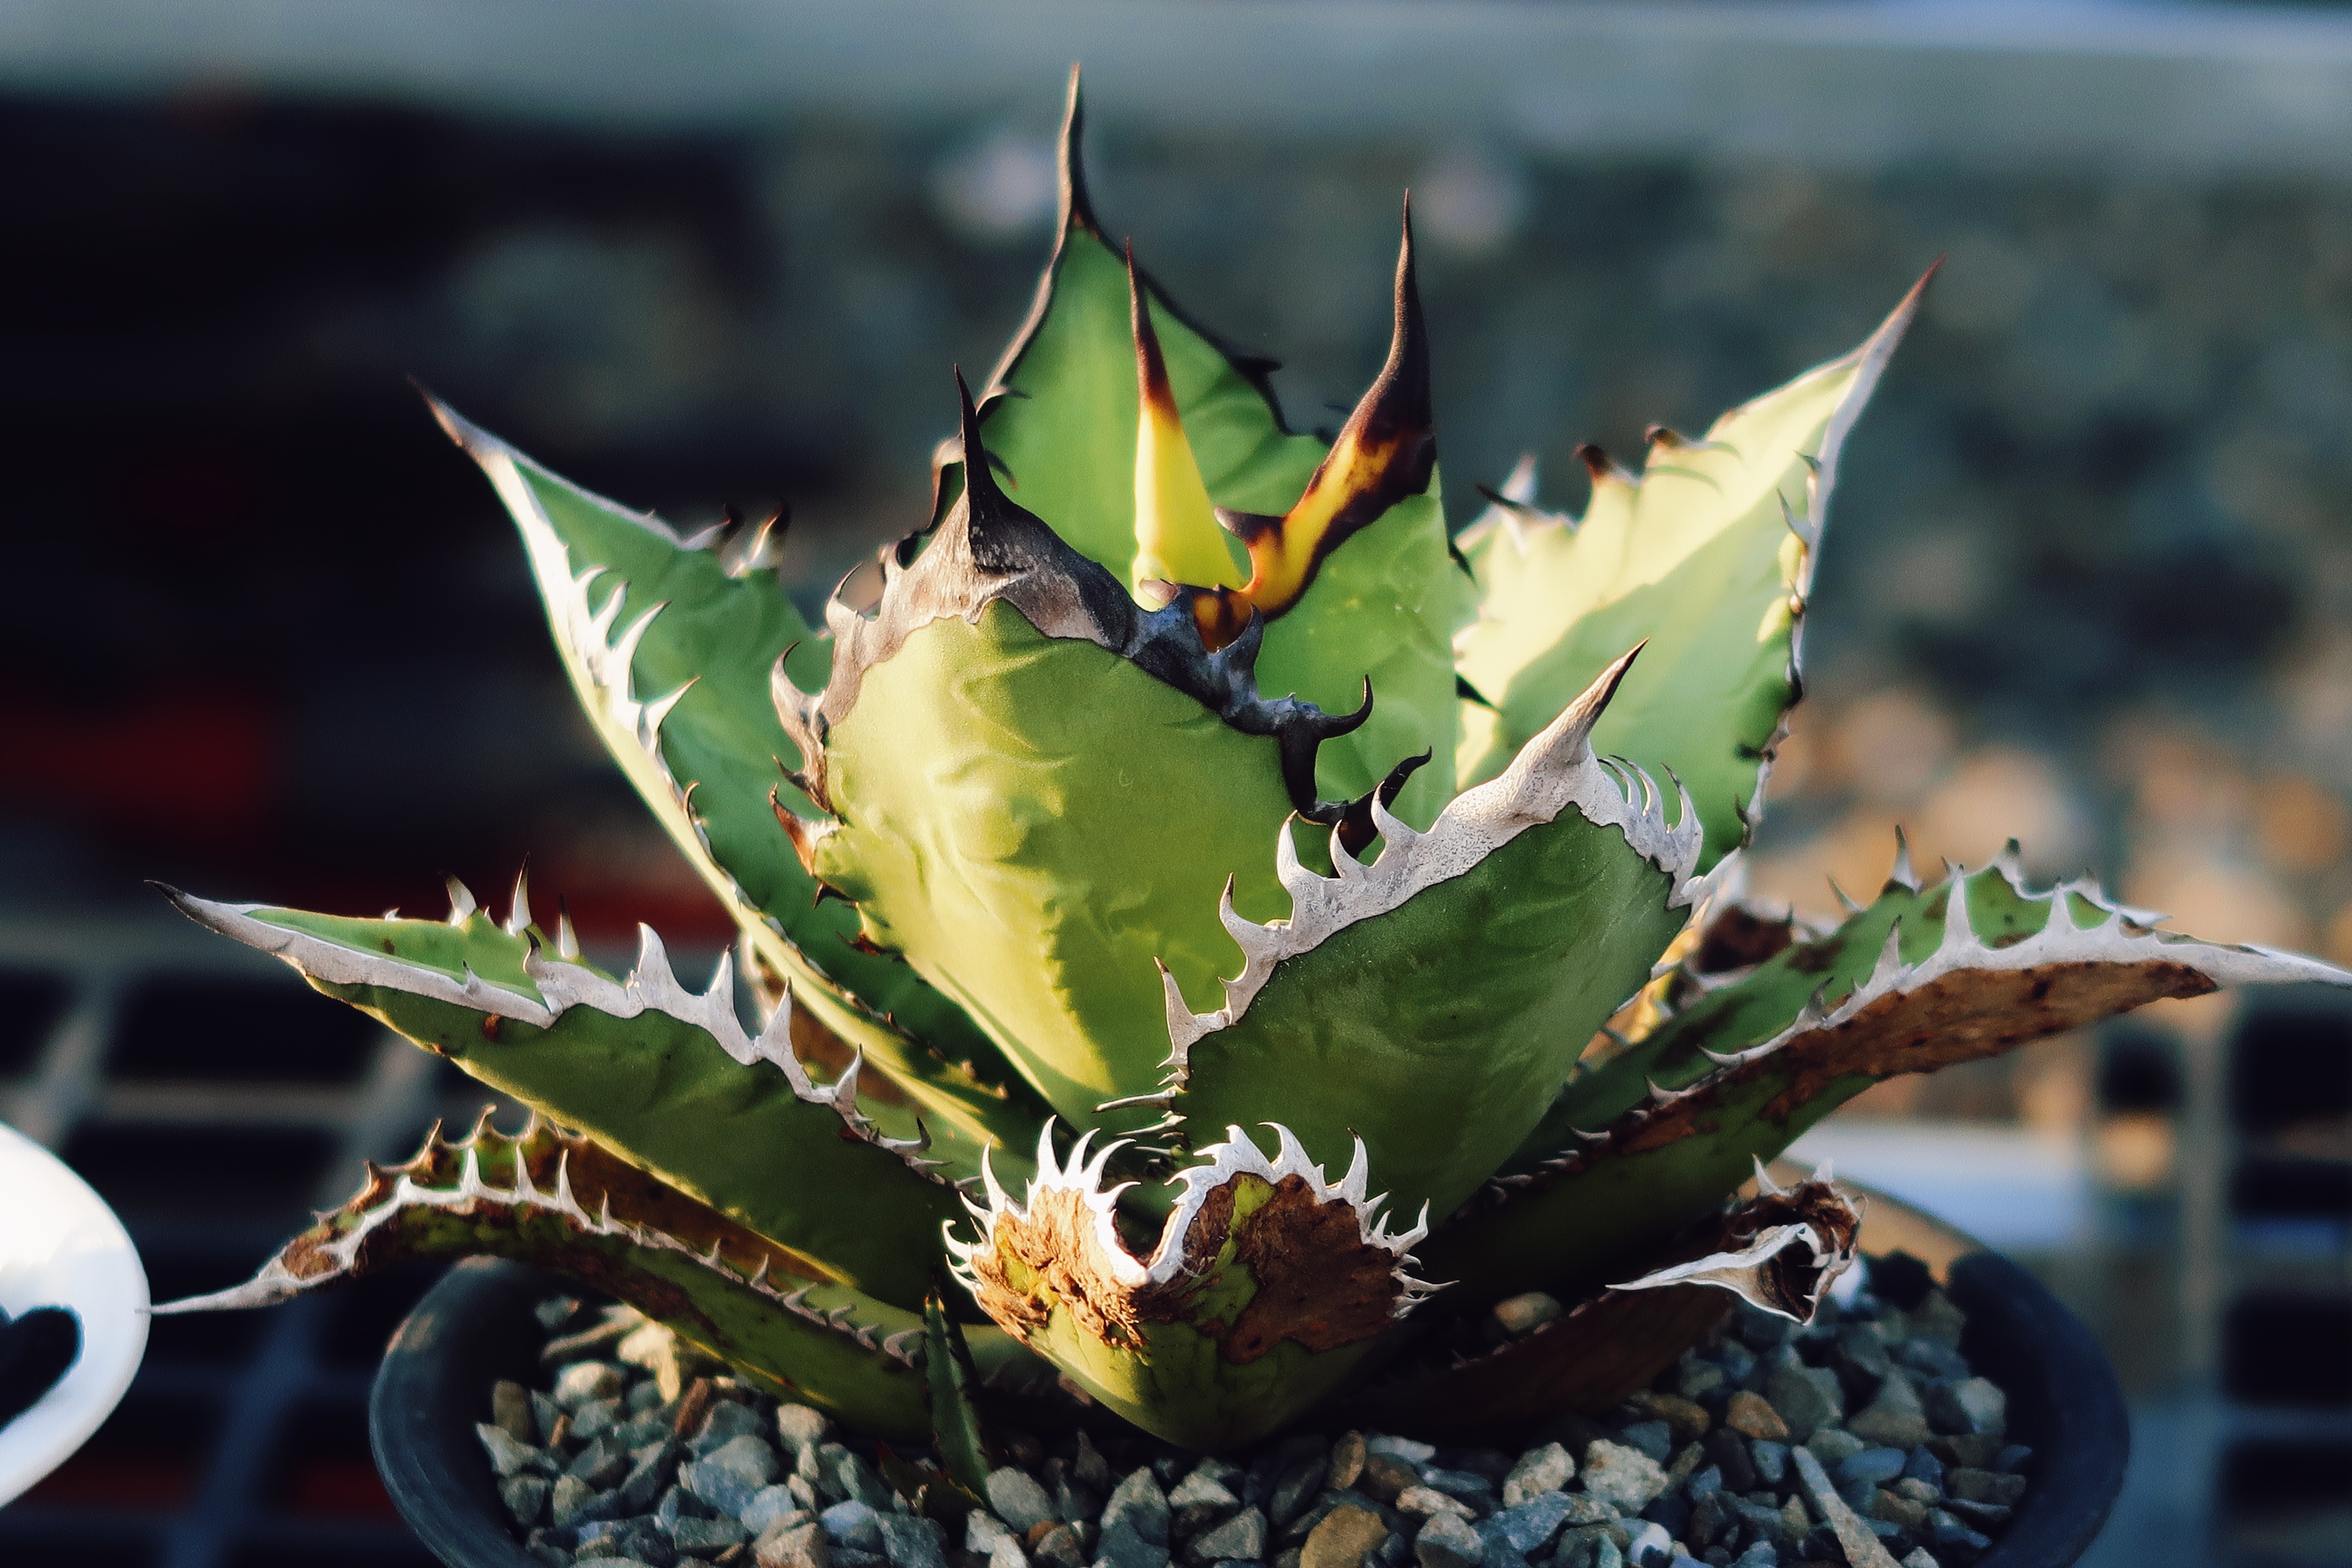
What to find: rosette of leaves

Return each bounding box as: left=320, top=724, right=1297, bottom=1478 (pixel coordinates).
left=157, top=75, right=2346, bottom=1453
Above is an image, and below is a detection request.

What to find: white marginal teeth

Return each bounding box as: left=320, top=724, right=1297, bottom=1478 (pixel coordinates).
left=1152, top=647, right=1703, bottom=1099
left=1681, top=858, right=2352, bottom=1080
left=957, top=1120, right=1437, bottom=1318
left=171, top=893, right=953, bottom=1185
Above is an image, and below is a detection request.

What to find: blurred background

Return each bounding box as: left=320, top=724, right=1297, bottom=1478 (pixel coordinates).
left=1, top=1, right=2348, bottom=1562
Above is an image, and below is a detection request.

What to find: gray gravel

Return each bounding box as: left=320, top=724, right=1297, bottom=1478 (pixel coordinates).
left=484, top=1255, right=2027, bottom=1568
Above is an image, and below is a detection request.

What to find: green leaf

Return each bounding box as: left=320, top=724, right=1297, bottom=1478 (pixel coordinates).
left=1419, top=848, right=2349, bottom=1305
left=968, top=77, right=1457, bottom=825
left=431, top=403, right=1053, bottom=1184
left=810, top=599, right=1310, bottom=1130
left=949, top=1125, right=1434, bottom=1449
left=169, top=891, right=971, bottom=1308
left=149, top=1115, right=956, bottom=1437
left=1161, top=648, right=1701, bottom=1225
left=973, top=73, right=1327, bottom=591
left=924, top=1284, right=995, bottom=1499
left=1452, top=276, right=1928, bottom=869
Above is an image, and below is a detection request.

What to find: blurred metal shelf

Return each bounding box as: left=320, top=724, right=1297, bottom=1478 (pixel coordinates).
left=0, top=908, right=548, bottom=1567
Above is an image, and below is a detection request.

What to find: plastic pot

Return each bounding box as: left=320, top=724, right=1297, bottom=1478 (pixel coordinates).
left=371, top=1180, right=2129, bottom=1568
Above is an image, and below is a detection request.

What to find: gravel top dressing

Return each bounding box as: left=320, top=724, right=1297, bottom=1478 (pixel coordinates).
left=475, top=1256, right=2029, bottom=1568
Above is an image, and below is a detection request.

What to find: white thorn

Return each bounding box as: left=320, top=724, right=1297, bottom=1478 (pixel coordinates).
left=556, top=909, right=580, bottom=961
left=446, top=876, right=478, bottom=924
left=980, top=1144, right=1014, bottom=1220
left=505, top=867, right=533, bottom=936
left=1938, top=865, right=1977, bottom=956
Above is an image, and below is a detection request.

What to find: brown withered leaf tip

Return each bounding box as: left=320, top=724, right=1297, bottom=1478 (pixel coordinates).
left=1718, top=1178, right=1861, bottom=1320
left=1204, top=204, right=1436, bottom=630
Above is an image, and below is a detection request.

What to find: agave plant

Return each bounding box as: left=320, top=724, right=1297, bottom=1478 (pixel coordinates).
left=160, top=77, right=2342, bottom=1455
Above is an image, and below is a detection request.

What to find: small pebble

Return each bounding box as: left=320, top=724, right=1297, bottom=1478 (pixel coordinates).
left=1615, top=1422, right=1672, bottom=1463
left=677, top=1516, right=753, bottom=1553
left=1411, top=1511, right=1482, bottom=1568
left=1188, top=1506, right=1267, bottom=1563
left=1805, top=1429, right=1864, bottom=1465
left=1721, top=1392, right=1786, bottom=1442
left=756, top=1519, right=832, bottom=1568
left=501, top=1473, right=551, bottom=1526
left=989, top=1467, right=1059, bottom=1532
left=1620, top=1521, right=1672, bottom=1567
left=478, top=1422, right=550, bottom=1478
left=821, top=1500, right=883, bottom=1550
left=876, top=1513, right=949, bottom=1568
left=1303, top=1506, right=1388, bottom=1568
left=1032, top=1524, right=1084, bottom=1568
left=1763, top=1359, right=1842, bottom=1444
left=1325, top=1433, right=1367, bottom=1492
left=1491, top=1292, right=1562, bottom=1338
left=1847, top=1372, right=1932, bottom=1450
left=1580, top=1442, right=1669, bottom=1516
left=1500, top=1443, right=1573, bottom=1507
left=1366, top=1436, right=1436, bottom=1465
left=1926, top=1378, right=2007, bottom=1438
left=485, top=1262, right=2027, bottom=1568
left=554, top=1360, right=625, bottom=1409
left=1394, top=1486, right=1473, bottom=1520
left=1489, top=1491, right=1577, bottom=1553
left=1621, top=1391, right=1709, bottom=1443
left=1358, top=1454, right=1419, bottom=1503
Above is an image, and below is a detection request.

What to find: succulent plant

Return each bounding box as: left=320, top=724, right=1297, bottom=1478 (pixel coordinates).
left=159, top=76, right=2344, bottom=1456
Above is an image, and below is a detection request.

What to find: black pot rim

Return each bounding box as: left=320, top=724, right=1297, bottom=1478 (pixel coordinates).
left=371, top=1194, right=2129, bottom=1568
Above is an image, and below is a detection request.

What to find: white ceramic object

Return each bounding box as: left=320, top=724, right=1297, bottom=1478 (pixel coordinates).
left=0, top=1119, right=148, bottom=1504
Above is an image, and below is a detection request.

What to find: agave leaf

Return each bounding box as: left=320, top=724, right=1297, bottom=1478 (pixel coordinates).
left=1453, top=275, right=1928, bottom=869
left=1156, top=648, right=1706, bottom=1225
left=966, top=73, right=1457, bottom=826
left=168, top=892, right=971, bottom=1308
left=810, top=599, right=1305, bottom=1131
left=783, top=386, right=1406, bottom=1130
left=146, top=1115, right=1056, bottom=1436
left=1352, top=1179, right=1855, bottom=1442
left=1421, top=848, right=2350, bottom=1305
left=432, top=402, right=1050, bottom=1179
left=971, top=70, right=1324, bottom=600
left=924, top=1285, right=996, bottom=1500
left=947, top=1124, right=1436, bottom=1450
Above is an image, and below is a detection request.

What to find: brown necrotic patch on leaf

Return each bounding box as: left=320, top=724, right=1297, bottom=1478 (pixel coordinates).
left=171, top=1112, right=839, bottom=1311
left=1756, top=957, right=2213, bottom=1121
left=952, top=1127, right=1429, bottom=1363
left=1594, top=956, right=2217, bottom=1168
left=1223, top=1175, right=1413, bottom=1363
left=963, top=1183, right=1152, bottom=1346
left=1694, top=903, right=1801, bottom=975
